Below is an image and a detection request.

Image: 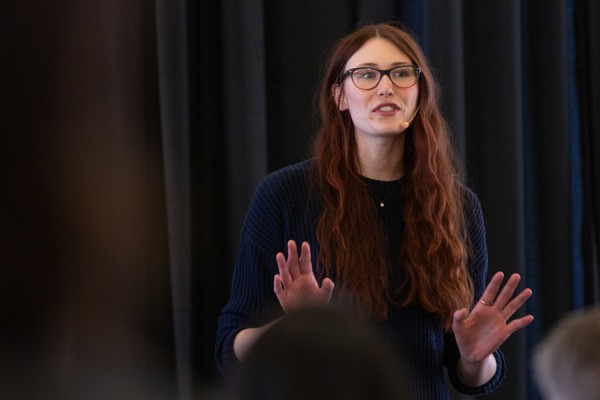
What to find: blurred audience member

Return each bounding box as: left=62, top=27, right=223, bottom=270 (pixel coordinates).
left=533, top=306, right=600, bottom=400
left=227, top=305, right=411, bottom=400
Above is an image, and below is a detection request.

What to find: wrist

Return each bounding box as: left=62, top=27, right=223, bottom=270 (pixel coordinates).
left=457, top=354, right=497, bottom=387
left=233, top=319, right=281, bottom=361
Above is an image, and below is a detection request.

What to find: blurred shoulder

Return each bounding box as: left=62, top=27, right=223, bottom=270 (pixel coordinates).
left=457, top=182, right=483, bottom=215
left=250, top=160, right=314, bottom=206
left=257, top=159, right=314, bottom=194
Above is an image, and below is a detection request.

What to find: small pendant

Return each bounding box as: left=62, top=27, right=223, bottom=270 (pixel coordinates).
left=380, top=202, right=385, bottom=208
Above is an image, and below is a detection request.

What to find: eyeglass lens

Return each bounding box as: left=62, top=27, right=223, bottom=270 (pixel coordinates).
left=350, top=66, right=419, bottom=90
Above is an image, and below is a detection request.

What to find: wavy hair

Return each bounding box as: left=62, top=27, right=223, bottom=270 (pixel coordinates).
left=311, top=23, right=473, bottom=327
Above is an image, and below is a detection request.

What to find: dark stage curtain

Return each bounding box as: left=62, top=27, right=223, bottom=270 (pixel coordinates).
left=4, top=1, right=599, bottom=399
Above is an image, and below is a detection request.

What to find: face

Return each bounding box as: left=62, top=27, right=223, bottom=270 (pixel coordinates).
left=336, top=37, right=419, bottom=138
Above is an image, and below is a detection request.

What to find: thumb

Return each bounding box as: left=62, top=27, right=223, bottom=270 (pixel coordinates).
left=452, top=308, right=468, bottom=328
left=321, top=278, right=335, bottom=302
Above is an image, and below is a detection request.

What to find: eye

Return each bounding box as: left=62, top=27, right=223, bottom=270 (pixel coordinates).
left=354, top=68, right=379, bottom=80
left=392, top=67, right=413, bottom=78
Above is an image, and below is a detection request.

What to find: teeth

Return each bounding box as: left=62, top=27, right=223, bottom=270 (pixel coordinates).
left=378, top=105, right=396, bottom=112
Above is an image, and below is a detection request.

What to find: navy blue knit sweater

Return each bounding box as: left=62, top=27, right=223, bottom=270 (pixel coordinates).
left=215, top=160, right=505, bottom=399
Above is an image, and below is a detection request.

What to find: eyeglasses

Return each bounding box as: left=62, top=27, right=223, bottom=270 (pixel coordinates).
left=341, top=65, right=421, bottom=90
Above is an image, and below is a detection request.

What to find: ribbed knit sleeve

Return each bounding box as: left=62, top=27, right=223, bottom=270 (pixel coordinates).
left=215, top=161, right=319, bottom=374
left=444, top=187, right=506, bottom=395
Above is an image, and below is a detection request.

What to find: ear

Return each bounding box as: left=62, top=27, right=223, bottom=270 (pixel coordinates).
left=332, top=84, right=348, bottom=111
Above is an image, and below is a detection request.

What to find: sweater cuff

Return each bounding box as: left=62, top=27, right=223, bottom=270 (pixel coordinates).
left=215, top=328, right=242, bottom=375
left=448, top=349, right=506, bottom=395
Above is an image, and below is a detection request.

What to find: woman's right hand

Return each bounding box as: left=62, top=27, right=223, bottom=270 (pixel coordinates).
left=274, top=240, right=335, bottom=313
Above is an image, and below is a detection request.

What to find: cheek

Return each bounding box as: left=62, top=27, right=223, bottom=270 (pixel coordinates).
left=344, top=90, right=368, bottom=113
left=408, top=88, right=420, bottom=107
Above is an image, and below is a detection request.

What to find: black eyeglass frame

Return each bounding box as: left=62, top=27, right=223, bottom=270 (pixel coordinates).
left=340, top=65, right=422, bottom=90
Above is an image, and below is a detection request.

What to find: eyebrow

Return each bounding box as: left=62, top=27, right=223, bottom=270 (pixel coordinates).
left=355, top=61, right=413, bottom=68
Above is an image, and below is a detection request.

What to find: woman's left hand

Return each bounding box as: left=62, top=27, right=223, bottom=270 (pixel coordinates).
left=452, top=271, right=534, bottom=364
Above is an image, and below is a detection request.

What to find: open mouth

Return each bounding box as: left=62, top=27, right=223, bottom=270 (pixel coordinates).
left=374, top=104, right=400, bottom=113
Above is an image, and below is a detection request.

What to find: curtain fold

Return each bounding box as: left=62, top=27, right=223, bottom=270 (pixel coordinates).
left=462, top=3, right=528, bottom=398
left=428, top=0, right=467, bottom=160
left=155, top=0, right=193, bottom=397
left=222, top=0, right=268, bottom=255
left=577, top=0, right=600, bottom=304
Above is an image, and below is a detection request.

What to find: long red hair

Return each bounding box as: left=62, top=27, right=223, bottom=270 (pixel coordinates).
left=311, top=23, right=473, bottom=327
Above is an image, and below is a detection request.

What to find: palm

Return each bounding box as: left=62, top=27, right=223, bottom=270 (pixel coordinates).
left=452, top=272, right=534, bottom=363
left=274, top=240, right=335, bottom=313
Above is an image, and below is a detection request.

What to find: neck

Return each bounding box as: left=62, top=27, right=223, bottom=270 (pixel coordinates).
left=356, top=134, right=405, bottom=181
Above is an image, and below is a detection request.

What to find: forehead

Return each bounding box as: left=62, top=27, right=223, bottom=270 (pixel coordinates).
left=345, top=37, right=411, bottom=69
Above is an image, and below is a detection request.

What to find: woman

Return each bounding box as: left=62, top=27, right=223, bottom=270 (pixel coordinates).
left=215, top=23, right=533, bottom=399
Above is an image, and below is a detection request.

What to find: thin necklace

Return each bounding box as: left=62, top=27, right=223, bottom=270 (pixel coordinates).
left=367, top=182, right=401, bottom=208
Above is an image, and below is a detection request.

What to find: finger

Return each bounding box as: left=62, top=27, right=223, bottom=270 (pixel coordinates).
left=480, top=271, right=504, bottom=304
left=493, top=273, right=521, bottom=309
left=455, top=308, right=469, bottom=321
left=451, top=308, right=469, bottom=330
left=298, top=242, right=312, bottom=274
left=506, top=314, right=534, bottom=335
left=501, top=288, right=533, bottom=319
left=276, top=252, right=293, bottom=288
left=287, top=240, right=301, bottom=278
left=274, top=274, right=285, bottom=299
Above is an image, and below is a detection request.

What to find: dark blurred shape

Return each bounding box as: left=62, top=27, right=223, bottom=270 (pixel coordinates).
left=2, top=1, right=175, bottom=398
left=227, top=305, right=412, bottom=400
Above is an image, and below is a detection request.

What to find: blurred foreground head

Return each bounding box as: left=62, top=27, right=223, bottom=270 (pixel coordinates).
left=228, top=305, right=411, bottom=400
left=533, top=307, right=600, bottom=400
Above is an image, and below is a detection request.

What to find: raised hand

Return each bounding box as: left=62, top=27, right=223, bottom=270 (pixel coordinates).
left=274, top=240, right=335, bottom=313
left=452, top=272, right=534, bottom=364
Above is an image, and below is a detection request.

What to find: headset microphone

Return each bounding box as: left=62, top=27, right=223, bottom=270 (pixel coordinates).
left=400, top=106, right=420, bottom=129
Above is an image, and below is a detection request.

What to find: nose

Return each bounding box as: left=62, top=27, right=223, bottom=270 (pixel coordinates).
left=377, top=74, right=394, bottom=96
